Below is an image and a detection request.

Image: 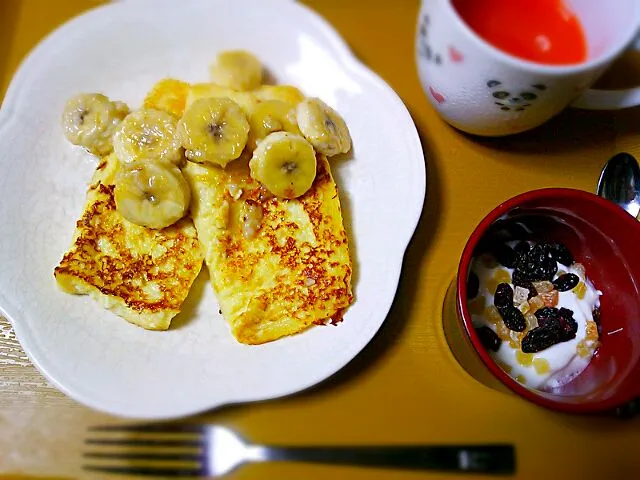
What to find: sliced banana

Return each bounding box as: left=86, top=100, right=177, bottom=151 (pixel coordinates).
left=177, top=97, right=249, bottom=167
left=62, top=93, right=129, bottom=156
left=186, top=83, right=257, bottom=116
left=113, top=108, right=182, bottom=165
left=296, top=97, right=351, bottom=156
left=249, top=131, right=316, bottom=199
left=114, top=161, right=191, bottom=229
left=247, top=99, right=301, bottom=151
left=210, top=50, right=263, bottom=91
left=252, top=85, right=305, bottom=108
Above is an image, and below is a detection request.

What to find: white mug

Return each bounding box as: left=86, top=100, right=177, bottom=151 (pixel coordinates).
left=416, top=0, right=640, bottom=136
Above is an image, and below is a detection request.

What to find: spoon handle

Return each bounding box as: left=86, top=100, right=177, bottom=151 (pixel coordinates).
left=259, top=443, right=515, bottom=474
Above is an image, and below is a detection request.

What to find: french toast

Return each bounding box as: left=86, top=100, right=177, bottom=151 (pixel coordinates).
left=54, top=153, right=204, bottom=330
left=184, top=152, right=353, bottom=344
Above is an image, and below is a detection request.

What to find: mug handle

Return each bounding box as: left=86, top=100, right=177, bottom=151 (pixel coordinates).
left=571, top=35, right=640, bottom=110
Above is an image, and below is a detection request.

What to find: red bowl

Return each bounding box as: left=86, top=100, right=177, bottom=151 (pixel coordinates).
left=456, top=188, right=640, bottom=414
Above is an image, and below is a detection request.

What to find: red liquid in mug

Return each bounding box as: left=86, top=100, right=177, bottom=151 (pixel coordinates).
left=452, top=0, right=588, bottom=65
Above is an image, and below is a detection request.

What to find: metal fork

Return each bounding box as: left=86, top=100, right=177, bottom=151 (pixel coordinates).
left=84, top=424, right=516, bottom=477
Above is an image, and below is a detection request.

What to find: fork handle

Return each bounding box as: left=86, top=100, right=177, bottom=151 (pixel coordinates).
left=258, top=444, right=515, bottom=474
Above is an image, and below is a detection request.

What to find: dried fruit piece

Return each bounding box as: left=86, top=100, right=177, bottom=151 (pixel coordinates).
left=484, top=305, right=502, bottom=324
left=557, top=310, right=578, bottom=341
left=467, top=271, right=479, bottom=298
left=592, top=306, right=601, bottom=335
left=493, top=283, right=513, bottom=310
left=532, top=280, right=553, bottom=293
left=573, top=281, right=587, bottom=299
left=491, top=243, right=518, bottom=268
left=534, top=307, right=557, bottom=327
left=516, top=375, right=527, bottom=384
left=468, top=296, right=486, bottom=315
left=496, top=321, right=511, bottom=341
left=513, top=286, right=529, bottom=305
left=533, top=358, right=550, bottom=375
left=553, top=273, right=579, bottom=292
left=522, top=326, right=561, bottom=353
left=500, top=306, right=527, bottom=332
left=513, top=244, right=557, bottom=285
left=518, top=302, right=531, bottom=314
left=516, top=350, right=534, bottom=367
left=476, top=326, right=501, bottom=352
left=585, top=320, right=599, bottom=341
left=525, top=312, right=538, bottom=330
left=528, top=295, right=545, bottom=313
left=576, top=339, right=591, bottom=358
left=546, top=242, right=574, bottom=266
left=540, top=290, right=559, bottom=308
left=494, top=268, right=511, bottom=284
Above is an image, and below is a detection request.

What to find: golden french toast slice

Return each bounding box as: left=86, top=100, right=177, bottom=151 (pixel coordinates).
left=54, top=154, right=204, bottom=330
left=184, top=153, right=353, bottom=344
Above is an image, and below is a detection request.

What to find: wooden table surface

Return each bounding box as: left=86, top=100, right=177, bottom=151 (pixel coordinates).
left=2, top=1, right=640, bottom=479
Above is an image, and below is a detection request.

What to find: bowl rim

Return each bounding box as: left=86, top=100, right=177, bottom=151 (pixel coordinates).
left=457, top=187, right=640, bottom=414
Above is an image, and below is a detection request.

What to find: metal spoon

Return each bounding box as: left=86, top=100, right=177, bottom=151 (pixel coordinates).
left=596, top=152, right=640, bottom=218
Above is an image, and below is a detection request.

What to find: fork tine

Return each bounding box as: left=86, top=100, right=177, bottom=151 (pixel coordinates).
left=83, top=465, right=204, bottom=477
left=84, top=451, right=204, bottom=462
left=85, top=438, right=203, bottom=447
left=89, top=423, right=205, bottom=433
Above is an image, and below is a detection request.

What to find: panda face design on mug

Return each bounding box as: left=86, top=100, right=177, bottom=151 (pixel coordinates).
left=487, top=80, right=547, bottom=112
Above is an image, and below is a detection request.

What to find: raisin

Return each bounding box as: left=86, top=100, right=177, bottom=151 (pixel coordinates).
left=476, top=326, right=501, bottom=352
left=593, top=306, right=602, bottom=335
left=500, top=306, right=527, bottom=332
left=514, top=241, right=531, bottom=256
left=556, top=308, right=578, bottom=341
left=491, top=243, right=518, bottom=268
left=547, top=242, right=574, bottom=266
left=467, top=271, right=479, bottom=299
left=513, top=244, right=557, bottom=284
left=493, top=283, right=513, bottom=310
left=534, top=306, right=558, bottom=327
left=522, top=326, right=561, bottom=353
left=553, top=273, right=579, bottom=292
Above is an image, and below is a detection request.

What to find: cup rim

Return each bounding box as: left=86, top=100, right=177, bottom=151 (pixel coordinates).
left=443, top=0, right=640, bottom=76
left=456, top=187, right=640, bottom=413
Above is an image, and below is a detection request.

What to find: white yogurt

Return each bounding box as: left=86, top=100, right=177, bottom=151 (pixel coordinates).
left=470, top=245, right=601, bottom=390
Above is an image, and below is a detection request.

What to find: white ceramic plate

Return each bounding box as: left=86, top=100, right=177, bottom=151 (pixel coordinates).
left=0, top=0, right=425, bottom=419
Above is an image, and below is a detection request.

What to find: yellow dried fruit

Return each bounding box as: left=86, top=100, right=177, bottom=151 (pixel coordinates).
left=525, top=312, right=538, bottom=330
left=528, top=295, right=545, bottom=313
left=496, top=321, right=511, bottom=341
left=585, top=320, right=599, bottom=341
left=516, top=375, right=527, bottom=384
left=468, top=296, right=486, bottom=315
left=484, top=305, right=502, bottom=324
left=516, top=350, right=534, bottom=367
left=487, top=269, right=511, bottom=296
left=533, top=358, right=550, bottom=375
left=577, top=339, right=591, bottom=358
left=494, top=268, right=511, bottom=284
left=518, top=302, right=531, bottom=314
left=573, top=281, right=587, bottom=300
left=532, top=281, right=553, bottom=293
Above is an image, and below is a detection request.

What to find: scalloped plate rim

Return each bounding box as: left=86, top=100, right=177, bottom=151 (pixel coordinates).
left=0, top=0, right=426, bottom=419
